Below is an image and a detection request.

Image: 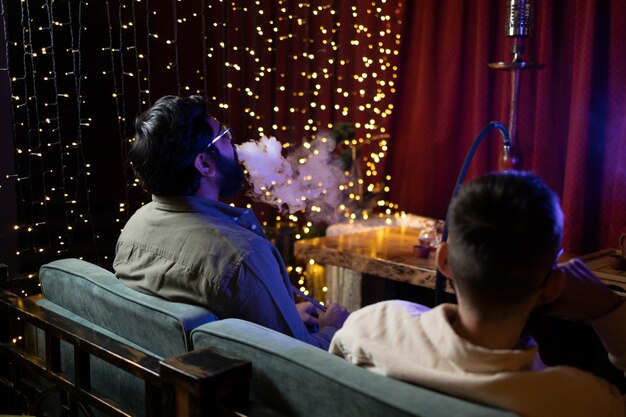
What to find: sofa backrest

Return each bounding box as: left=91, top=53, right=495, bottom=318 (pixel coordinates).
left=39, top=258, right=218, bottom=359
left=191, top=319, right=520, bottom=417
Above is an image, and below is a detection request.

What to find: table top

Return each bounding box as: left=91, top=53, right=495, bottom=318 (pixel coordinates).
left=578, top=249, right=626, bottom=293
left=294, top=226, right=446, bottom=291
left=295, top=224, right=626, bottom=297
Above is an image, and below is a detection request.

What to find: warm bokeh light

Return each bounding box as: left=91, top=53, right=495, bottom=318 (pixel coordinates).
left=1, top=0, right=405, bottom=300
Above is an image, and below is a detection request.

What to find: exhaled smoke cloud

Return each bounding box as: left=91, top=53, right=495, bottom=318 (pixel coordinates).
left=236, top=133, right=349, bottom=224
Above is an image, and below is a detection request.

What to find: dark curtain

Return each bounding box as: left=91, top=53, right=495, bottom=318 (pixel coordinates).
left=387, top=0, right=626, bottom=254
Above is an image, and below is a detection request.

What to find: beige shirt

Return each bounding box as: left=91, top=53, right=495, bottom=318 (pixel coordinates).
left=330, top=300, right=626, bottom=417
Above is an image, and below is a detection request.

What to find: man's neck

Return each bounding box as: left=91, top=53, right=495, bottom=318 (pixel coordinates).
left=194, top=180, right=219, bottom=201
left=452, top=302, right=533, bottom=350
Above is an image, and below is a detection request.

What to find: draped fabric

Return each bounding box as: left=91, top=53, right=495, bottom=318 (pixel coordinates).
left=387, top=0, right=626, bottom=254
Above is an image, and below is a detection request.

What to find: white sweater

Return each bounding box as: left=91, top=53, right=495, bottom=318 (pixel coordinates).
left=329, top=301, right=626, bottom=417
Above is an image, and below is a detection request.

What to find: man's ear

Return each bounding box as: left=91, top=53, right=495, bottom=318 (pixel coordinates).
left=194, top=153, right=218, bottom=178
left=538, top=267, right=566, bottom=306
left=436, top=242, right=454, bottom=280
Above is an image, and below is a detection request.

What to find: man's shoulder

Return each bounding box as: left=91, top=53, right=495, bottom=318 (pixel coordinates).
left=329, top=300, right=434, bottom=362
left=352, top=300, right=432, bottom=320
left=119, top=205, right=254, bottom=256
left=336, top=300, right=433, bottom=341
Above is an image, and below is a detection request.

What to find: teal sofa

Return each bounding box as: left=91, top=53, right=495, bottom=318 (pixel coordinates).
left=32, top=258, right=519, bottom=417
left=191, top=319, right=518, bottom=417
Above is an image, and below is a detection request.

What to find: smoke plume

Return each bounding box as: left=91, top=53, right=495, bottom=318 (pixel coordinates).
left=236, top=133, right=349, bottom=224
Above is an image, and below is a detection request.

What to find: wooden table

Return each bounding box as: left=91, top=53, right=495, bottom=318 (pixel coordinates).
left=578, top=249, right=626, bottom=294
left=295, top=227, right=453, bottom=309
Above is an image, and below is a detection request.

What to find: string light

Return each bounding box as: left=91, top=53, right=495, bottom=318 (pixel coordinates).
left=1, top=0, right=98, bottom=270
left=2, top=0, right=405, bottom=302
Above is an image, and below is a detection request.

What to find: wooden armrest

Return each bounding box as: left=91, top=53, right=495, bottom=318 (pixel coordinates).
left=160, top=347, right=251, bottom=417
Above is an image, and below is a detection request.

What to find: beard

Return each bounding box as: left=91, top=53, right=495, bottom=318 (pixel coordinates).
left=217, top=151, right=246, bottom=199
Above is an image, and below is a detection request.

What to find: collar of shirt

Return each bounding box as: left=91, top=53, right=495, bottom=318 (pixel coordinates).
left=151, top=194, right=267, bottom=239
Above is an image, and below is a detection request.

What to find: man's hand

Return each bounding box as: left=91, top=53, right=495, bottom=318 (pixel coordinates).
left=545, top=258, right=623, bottom=322
left=296, top=301, right=321, bottom=327
left=319, top=302, right=350, bottom=329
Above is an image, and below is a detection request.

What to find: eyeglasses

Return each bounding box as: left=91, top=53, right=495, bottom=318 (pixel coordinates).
left=207, top=125, right=233, bottom=149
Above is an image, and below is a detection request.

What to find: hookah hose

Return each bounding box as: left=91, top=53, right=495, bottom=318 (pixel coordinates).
left=434, top=121, right=511, bottom=305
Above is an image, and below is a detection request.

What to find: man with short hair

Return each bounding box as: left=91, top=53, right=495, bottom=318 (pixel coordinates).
left=114, top=95, right=348, bottom=349
left=330, top=171, right=626, bottom=416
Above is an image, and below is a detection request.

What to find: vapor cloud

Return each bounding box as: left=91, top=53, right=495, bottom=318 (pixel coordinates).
left=236, top=133, right=349, bottom=224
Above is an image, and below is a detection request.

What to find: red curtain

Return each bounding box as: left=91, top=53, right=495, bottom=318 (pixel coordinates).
left=387, top=0, right=626, bottom=254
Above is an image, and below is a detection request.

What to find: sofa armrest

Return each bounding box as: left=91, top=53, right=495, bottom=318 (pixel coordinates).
left=0, top=288, right=163, bottom=416
left=160, top=347, right=251, bottom=416
left=1, top=289, right=262, bottom=417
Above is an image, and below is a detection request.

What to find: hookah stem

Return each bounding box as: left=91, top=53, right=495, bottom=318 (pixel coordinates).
left=509, top=66, right=521, bottom=150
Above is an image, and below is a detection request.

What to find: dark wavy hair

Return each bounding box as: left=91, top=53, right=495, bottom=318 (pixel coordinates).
left=447, top=171, right=563, bottom=312
left=129, top=95, right=219, bottom=195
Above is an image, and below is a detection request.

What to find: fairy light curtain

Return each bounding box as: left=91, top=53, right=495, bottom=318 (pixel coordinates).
left=0, top=0, right=404, bottom=276
left=1, top=0, right=95, bottom=276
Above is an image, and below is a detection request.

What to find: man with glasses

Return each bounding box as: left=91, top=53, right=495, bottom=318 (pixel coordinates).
left=330, top=171, right=626, bottom=416
left=114, top=95, right=348, bottom=349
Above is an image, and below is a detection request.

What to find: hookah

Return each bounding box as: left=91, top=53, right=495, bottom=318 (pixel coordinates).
left=434, top=0, right=544, bottom=304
